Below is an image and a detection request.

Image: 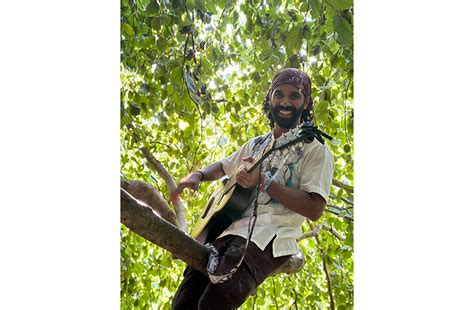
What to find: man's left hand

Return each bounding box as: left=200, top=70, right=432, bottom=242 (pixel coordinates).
left=236, top=157, right=260, bottom=188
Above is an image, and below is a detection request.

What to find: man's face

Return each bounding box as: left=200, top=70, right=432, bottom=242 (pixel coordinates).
left=270, top=84, right=308, bottom=129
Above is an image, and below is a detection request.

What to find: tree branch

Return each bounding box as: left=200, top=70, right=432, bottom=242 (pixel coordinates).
left=121, top=177, right=179, bottom=228
left=332, top=179, right=353, bottom=193
left=121, top=188, right=305, bottom=276
left=322, top=255, right=335, bottom=310
left=329, top=194, right=354, bottom=206
left=126, top=123, right=188, bottom=232
left=182, top=67, right=204, bottom=173
left=324, top=208, right=354, bottom=222
left=218, top=0, right=236, bottom=25
left=314, top=233, right=335, bottom=310
left=298, top=224, right=344, bottom=241
left=327, top=203, right=353, bottom=213
left=139, top=146, right=188, bottom=232
left=272, top=277, right=280, bottom=310
left=121, top=188, right=209, bottom=274
left=271, top=248, right=306, bottom=276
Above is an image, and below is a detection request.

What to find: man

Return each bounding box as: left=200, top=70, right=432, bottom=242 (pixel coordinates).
left=170, top=68, right=334, bottom=309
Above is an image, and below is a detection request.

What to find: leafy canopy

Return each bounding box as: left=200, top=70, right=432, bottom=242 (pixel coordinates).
left=121, top=0, right=353, bottom=308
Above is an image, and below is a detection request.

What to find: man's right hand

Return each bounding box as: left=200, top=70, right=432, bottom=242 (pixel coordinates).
left=170, top=171, right=203, bottom=205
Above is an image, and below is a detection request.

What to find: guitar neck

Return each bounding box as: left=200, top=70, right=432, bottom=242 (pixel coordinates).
left=246, top=148, right=273, bottom=173
left=246, top=133, right=305, bottom=173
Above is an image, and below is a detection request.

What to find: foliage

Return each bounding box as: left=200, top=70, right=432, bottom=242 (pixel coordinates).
left=120, top=0, right=353, bottom=308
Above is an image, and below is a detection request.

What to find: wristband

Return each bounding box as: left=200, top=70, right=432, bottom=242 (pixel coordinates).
left=262, top=171, right=274, bottom=193
left=195, top=170, right=205, bottom=181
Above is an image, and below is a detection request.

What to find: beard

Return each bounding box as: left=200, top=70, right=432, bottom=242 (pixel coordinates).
left=270, top=105, right=304, bottom=129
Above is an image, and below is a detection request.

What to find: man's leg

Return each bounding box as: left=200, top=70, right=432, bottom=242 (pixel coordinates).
left=171, top=235, right=242, bottom=309
left=172, top=267, right=209, bottom=310
left=197, top=236, right=291, bottom=310
left=198, top=260, right=256, bottom=310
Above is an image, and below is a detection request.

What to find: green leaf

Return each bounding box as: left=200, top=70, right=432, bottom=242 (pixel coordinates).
left=203, top=101, right=211, bottom=115
left=186, top=0, right=196, bottom=10
left=171, top=0, right=181, bottom=9
left=195, top=0, right=206, bottom=12
left=233, top=11, right=239, bottom=24
left=170, top=67, right=183, bottom=84
left=145, top=0, right=160, bottom=16
left=121, top=23, right=134, bottom=37
left=285, top=24, right=303, bottom=55
left=156, top=36, right=168, bottom=52
left=325, top=0, right=352, bottom=11
left=150, top=17, right=162, bottom=31
left=129, top=104, right=141, bottom=116
left=309, top=0, right=323, bottom=18
left=332, top=16, right=353, bottom=47
left=184, top=72, right=197, bottom=94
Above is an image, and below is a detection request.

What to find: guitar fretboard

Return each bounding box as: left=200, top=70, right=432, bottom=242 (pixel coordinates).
left=247, top=125, right=307, bottom=173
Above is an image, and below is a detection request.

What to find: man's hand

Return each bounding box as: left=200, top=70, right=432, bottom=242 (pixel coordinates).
left=236, top=157, right=260, bottom=188
left=170, top=172, right=203, bottom=205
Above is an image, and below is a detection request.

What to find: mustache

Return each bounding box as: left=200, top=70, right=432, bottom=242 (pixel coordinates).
left=275, top=106, right=297, bottom=113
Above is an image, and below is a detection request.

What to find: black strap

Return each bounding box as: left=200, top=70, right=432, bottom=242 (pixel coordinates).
left=251, top=132, right=272, bottom=157
left=206, top=170, right=262, bottom=284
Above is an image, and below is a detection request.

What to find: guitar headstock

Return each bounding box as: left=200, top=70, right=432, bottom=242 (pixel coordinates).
left=273, top=122, right=317, bottom=150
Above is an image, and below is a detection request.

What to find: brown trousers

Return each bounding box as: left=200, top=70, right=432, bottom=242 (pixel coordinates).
left=171, top=235, right=290, bottom=310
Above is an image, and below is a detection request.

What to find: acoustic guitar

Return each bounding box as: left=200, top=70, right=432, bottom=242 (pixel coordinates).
left=191, top=122, right=319, bottom=244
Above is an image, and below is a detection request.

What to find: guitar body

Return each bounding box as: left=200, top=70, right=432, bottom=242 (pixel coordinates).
left=191, top=177, right=256, bottom=244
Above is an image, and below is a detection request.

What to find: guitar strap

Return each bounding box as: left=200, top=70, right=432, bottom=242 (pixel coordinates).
left=251, top=132, right=273, bottom=157
left=206, top=185, right=260, bottom=284
left=206, top=134, right=272, bottom=284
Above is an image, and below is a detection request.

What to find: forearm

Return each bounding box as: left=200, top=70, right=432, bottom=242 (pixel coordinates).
left=265, top=182, right=326, bottom=221
left=197, top=161, right=225, bottom=181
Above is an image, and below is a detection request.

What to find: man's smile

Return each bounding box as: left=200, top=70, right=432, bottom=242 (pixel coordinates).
left=279, top=110, right=292, bottom=117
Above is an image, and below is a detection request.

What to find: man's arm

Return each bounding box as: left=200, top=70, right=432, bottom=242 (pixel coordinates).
left=236, top=157, right=327, bottom=221
left=196, top=161, right=226, bottom=182
left=170, top=161, right=225, bottom=205
left=265, top=182, right=326, bottom=221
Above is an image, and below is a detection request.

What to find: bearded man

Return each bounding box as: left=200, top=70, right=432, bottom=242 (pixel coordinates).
left=170, top=68, right=334, bottom=309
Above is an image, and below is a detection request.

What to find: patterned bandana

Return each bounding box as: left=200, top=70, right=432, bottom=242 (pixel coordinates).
left=266, top=68, right=313, bottom=109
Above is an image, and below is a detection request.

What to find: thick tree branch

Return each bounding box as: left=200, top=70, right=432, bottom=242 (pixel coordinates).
left=121, top=188, right=209, bottom=274
left=270, top=248, right=306, bottom=276
left=121, top=178, right=179, bottom=228
left=121, top=188, right=304, bottom=276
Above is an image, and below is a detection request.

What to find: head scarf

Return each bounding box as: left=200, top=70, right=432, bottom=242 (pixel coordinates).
left=266, top=68, right=313, bottom=109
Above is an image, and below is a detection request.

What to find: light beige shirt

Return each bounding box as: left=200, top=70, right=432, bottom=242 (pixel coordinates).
left=219, top=131, right=334, bottom=257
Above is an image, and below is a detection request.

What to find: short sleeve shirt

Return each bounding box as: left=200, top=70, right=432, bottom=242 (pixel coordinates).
left=219, top=130, right=334, bottom=257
